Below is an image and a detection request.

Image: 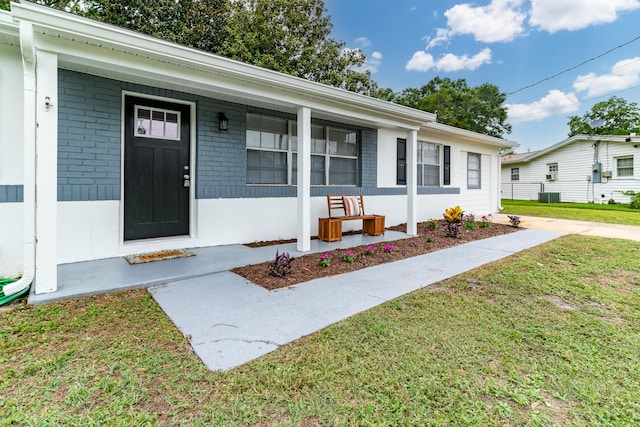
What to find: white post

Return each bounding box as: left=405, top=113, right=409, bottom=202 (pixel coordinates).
left=296, top=107, right=311, bottom=252
left=406, top=129, right=418, bottom=235
left=34, top=50, right=58, bottom=294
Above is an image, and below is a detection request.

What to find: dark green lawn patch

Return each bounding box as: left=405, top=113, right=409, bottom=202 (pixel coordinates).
left=1, top=236, right=639, bottom=426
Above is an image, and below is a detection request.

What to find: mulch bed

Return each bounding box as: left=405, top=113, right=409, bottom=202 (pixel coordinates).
left=232, top=221, right=520, bottom=291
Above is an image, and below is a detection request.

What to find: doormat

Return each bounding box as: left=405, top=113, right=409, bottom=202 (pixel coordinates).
left=124, top=248, right=195, bottom=265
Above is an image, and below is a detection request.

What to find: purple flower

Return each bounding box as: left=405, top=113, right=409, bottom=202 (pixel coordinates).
left=410, top=240, right=418, bottom=247
left=318, top=253, right=330, bottom=267
left=362, top=245, right=375, bottom=255
left=383, top=245, right=394, bottom=253
left=342, top=250, right=357, bottom=263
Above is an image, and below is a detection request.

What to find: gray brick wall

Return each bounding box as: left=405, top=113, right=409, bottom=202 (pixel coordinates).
left=56, top=70, right=458, bottom=202
left=360, top=127, right=377, bottom=187
left=0, top=185, right=23, bottom=202
left=58, top=70, right=122, bottom=201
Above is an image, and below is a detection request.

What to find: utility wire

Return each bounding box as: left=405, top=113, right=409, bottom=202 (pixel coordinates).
left=507, top=34, right=640, bottom=96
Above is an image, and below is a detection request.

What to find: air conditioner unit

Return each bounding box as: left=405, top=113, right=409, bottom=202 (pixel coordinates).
left=546, top=173, right=557, bottom=181
left=602, top=170, right=612, bottom=178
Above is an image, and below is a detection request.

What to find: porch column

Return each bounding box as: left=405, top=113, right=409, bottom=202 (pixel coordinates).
left=34, top=50, right=58, bottom=294
left=496, top=149, right=503, bottom=211
left=296, top=106, right=311, bottom=252
left=406, top=129, right=418, bottom=235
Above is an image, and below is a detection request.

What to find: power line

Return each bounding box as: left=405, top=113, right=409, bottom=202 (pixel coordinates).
left=507, top=34, right=640, bottom=96
left=507, top=83, right=640, bottom=122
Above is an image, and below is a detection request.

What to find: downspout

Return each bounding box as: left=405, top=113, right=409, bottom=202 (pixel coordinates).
left=2, top=20, right=36, bottom=297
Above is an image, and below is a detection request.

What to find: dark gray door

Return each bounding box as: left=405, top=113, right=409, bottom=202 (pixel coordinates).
left=124, top=96, right=190, bottom=241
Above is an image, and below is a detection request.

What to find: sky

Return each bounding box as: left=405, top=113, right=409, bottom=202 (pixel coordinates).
left=324, top=0, right=640, bottom=152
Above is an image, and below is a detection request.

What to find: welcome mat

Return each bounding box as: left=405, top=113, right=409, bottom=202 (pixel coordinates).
left=124, top=248, right=195, bottom=265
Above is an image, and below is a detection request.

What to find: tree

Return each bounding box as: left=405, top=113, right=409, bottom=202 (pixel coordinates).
left=567, top=96, right=640, bottom=136
left=393, top=77, right=511, bottom=138
left=83, top=0, right=227, bottom=54
left=15, top=0, right=227, bottom=54
left=220, top=0, right=374, bottom=94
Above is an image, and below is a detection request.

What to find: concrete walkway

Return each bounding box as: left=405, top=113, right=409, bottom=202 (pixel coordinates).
left=29, top=214, right=639, bottom=370
left=492, top=213, right=640, bottom=241
left=150, top=229, right=563, bottom=371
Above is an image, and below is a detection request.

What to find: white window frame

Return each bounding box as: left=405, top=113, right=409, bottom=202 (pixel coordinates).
left=245, top=114, right=290, bottom=185
left=616, top=156, right=634, bottom=177
left=246, top=112, right=359, bottom=186
left=510, top=167, right=520, bottom=181
left=134, top=105, right=181, bottom=140
left=417, top=141, right=441, bottom=186
left=467, top=152, right=481, bottom=189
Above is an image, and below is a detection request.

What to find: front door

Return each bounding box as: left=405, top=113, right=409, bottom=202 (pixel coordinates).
left=124, top=96, right=191, bottom=241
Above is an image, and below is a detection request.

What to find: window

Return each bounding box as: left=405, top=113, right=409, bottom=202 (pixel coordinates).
left=616, top=156, right=634, bottom=177
left=135, top=106, right=180, bottom=140
left=396, top=138, right=407, bottom=185
left=467, top=152, right=481, bottom=189
left=246, top=113, right=358, bottom=185
left=246, top=114, right=289, bottom=184
left=417, top=141, right=440, bottom=186
left=547, top=163, right=558, bottom=181
left=510, top=167, right=520, bottom=181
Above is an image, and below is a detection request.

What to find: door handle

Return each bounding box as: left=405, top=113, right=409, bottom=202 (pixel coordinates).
left=183, top=174, right=190, bottom=180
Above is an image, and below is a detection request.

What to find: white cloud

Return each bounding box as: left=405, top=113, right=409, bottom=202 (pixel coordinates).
left=439, top=0, right=527, bottom=44
left=530, top=0, right=640, bottom=33
left=406, top=48, right=492, bottom=72
left=405, top=51, right=436, bottom=72
left=426, top=28, right=453, bottom=49
left=573, top=57, right=640, bottom=97
left=355, top=36, right=372, bottom=48
left=349, top=50, right=383, bottom=74
left=436, top=48, right=493, bottom=71
left=365, top=51, right=383, bottom=73
left=506, top=90, right=579, bottom=122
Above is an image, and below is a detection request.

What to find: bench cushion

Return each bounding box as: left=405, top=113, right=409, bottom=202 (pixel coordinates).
left=342, top=196, right=361, bottom=216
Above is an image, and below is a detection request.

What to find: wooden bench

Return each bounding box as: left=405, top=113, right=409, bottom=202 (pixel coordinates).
left=318, top=195, right=385, bottom=242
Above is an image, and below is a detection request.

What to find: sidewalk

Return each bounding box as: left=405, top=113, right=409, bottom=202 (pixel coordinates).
left=150, top=229, right=563, bottom=371
left=492, top=213, right=640, bottom=242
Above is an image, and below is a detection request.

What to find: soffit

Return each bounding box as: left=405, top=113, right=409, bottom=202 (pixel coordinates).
left=13, top=2, right=430, bottom=131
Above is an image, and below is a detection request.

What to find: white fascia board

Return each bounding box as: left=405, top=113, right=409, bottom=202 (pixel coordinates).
left=0, top=9, right=19, bottom=41
left=11, top=2, right=432, bottom=129
left=518, top=134, right=636, bottom=163
left=39, top=36, right=420, bottom=131
left=422, top=121, right=517, bottom=149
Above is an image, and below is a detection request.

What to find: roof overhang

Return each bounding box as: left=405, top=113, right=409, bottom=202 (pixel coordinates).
left=423, top=121, right=517, bottom=149
left=502, top=133, right=640, bottom=164
left=10, top=1, right=434, bottom=131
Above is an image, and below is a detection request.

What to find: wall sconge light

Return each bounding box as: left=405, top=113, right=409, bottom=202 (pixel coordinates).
left=217, top=112, right=229, bottom=131
left=44, top=96, right=53, bottom=110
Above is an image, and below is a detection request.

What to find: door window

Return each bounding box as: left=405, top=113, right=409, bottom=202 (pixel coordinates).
left=135, top=106, right=181, bottom=140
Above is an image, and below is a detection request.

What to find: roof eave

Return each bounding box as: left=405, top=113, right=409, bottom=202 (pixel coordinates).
left=10, top=1, right=435, bottom=128
left=424, top=121, right=518, bottom=148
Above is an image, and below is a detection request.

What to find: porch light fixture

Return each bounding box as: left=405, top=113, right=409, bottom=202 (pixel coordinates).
left=217, top=112, right=229, bottom=131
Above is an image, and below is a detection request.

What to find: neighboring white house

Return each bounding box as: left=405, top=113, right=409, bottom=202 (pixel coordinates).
left=501, top=134, right=639, bottom=203
left=0, top=2, right=515, bottom=297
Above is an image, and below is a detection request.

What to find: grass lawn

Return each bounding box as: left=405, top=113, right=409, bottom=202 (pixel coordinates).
left=501, top=199, right=640, bottom=226
left=2, top=235, right=639, bottom=426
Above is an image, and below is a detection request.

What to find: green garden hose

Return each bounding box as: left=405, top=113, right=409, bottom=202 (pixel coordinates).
left=0, top=277, right=29, bottom=306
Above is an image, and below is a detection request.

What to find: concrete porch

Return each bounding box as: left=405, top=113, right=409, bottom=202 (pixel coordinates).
left=28, top=231, right=408, bottom=305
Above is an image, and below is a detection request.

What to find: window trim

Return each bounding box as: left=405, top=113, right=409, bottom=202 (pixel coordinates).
left=467, top=152, right=481, bottom=189
left=134, top=105, right=181, bottom=140
left=417, top=141, right=441, bottom=186
left=510, top=167, right=520, bottom=181
left=246, top=113, right=359, bottom=186
left=616, top=156, right=634, bottom=177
